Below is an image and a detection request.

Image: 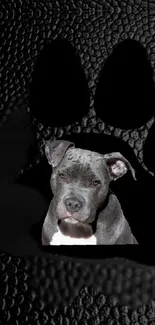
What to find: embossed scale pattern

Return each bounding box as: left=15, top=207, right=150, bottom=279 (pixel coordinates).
left=0, top=0, right=155, bottom=176
left=1, top=254, right=155, bottom=324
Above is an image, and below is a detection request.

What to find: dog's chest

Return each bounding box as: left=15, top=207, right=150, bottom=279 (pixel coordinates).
left=50, top=226, right=97, bottom=245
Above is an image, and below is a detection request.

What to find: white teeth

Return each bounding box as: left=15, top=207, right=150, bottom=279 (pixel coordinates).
left=66, top=212, right=73, bottom=217
left=64, top=218, right=78, bottom=224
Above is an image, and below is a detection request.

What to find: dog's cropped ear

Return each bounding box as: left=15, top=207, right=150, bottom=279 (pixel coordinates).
left=45, top=140, right=75, bottom=168
left=103, top=152, right=136, bottom=181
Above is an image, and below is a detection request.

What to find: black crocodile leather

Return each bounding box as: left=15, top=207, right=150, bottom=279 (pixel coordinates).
left=1, top=0, right=155, bottom=177
left=1, top=253, right=155, bottom=324
left=1, top=0, right=155, bottom=324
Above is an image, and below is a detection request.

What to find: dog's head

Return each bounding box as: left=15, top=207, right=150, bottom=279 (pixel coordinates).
left=45, top=139, right=136, bottom=224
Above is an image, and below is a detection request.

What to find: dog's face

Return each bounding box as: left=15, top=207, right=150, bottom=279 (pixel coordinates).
left=45, top=140, right=136, bottom=224
left=50, top=148, right=111, bottom=223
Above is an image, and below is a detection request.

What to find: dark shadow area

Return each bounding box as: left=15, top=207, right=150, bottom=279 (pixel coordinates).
left=0, top=184, right=49, bottom=257
left=94, top=39, right=155, bottom=129
left=41, top=245, right=155, bottom=267
left=17, top=155, right=52, bottom=204
left=29, top=39, right=90, bottom=127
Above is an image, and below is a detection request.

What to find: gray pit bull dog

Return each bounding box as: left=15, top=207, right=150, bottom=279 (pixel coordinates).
left=42, top=140, right=138, bottom=245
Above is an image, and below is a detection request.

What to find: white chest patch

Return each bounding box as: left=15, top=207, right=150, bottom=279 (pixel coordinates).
left=50, top=226, right=97, bottom=245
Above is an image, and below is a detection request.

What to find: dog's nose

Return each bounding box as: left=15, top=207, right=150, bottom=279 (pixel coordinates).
left=64, top=197, right=83, bottom=212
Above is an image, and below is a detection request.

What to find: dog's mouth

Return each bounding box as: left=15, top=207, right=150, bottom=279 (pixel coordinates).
left=58, top=218, right=94, bottom=238
left=58, top=211, right=81, bottom=224
left=64, top=211, right=79, bottom=223
left=57, top=211, right=97, bottom=235
left=57, top=218, right=80, bottom=230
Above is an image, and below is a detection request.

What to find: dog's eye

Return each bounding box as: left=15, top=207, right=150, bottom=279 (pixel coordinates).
left=91, top=180, right=101, bottom=186
left=58, top=172, right=67, bottom=179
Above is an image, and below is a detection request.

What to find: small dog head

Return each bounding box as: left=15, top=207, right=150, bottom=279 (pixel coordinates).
left=45, top=139, right=136, bottom=224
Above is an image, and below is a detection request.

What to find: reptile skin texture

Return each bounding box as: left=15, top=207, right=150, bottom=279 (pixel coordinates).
left=1, top=0, right=155, bottom=324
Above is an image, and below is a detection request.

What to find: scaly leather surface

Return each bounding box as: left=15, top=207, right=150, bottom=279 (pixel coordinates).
left=1, top=1, right=155, bottom=324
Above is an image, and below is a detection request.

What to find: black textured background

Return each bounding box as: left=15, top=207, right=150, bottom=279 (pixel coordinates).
left=1, top=0, right=155, bottom=323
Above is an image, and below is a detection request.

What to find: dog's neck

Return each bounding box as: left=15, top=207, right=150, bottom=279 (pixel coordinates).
left=91, top=190, right=112, bottom=233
